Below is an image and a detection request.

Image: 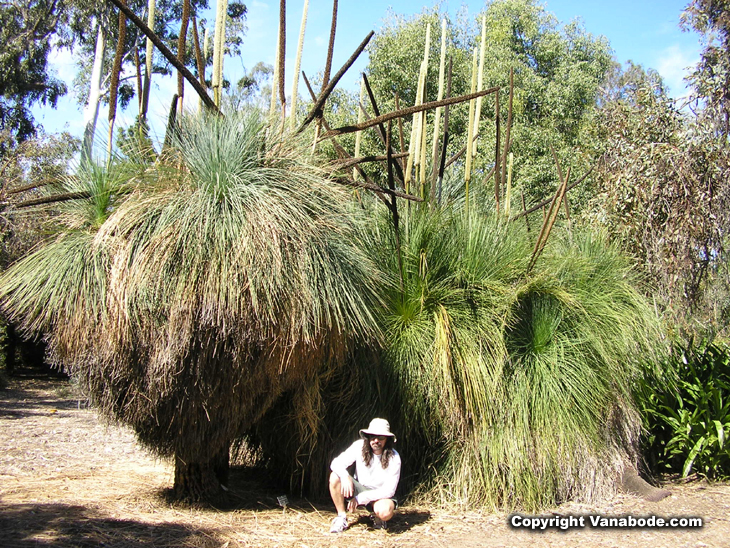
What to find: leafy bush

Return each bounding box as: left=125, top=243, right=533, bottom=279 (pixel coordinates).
left=639, top=341, right=730, bottom=479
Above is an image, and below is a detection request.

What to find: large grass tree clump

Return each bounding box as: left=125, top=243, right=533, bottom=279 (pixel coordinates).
left=1, top=111, right=382, bottom=503
left=255, top=202, right=662, bottom=510
left=381, top=208, right=662, bottom=509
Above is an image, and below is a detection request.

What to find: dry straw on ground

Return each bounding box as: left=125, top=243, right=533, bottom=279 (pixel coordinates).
left=1, top=375, right=729, bottom=548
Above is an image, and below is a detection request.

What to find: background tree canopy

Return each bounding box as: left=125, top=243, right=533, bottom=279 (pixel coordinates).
left=364, top=0, right=613, bottom=206
left=578, top=0, right=730, bottom=335
left=0, top=0, right=70, bottom=158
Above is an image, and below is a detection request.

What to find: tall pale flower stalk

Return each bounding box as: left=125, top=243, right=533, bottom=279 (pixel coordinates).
left=212, top=0, right=228, bottom=107
left=431, top=19, right=447, bottom=169
left=465, top=48, right=478, bottom=211
left=141, top=0, right=156, bottom=118
left=290, top=0, right=309, bottom=129
left=473, top=16, right=487, bottom=157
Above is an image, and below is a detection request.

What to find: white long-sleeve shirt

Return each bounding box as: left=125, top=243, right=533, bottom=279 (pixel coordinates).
left=330, top=439, right=401, bottom=506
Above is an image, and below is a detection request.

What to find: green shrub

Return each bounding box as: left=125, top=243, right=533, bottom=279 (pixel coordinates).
left=639, top=341, right=730, bottom=479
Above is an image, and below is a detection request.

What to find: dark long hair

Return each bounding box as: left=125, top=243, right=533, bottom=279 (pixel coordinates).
left=362, top=435, right=395, bottom=469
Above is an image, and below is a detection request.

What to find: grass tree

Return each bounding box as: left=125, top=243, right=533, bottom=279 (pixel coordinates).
left=254, top=196, right=663, bottom=510
left=0, top=154, right=145, bottom=365
left=5, top=110, right=381, bottom=503
left=388, top=209, right=662, bottom=508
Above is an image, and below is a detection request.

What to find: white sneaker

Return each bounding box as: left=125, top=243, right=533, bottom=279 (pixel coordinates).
left=329, top=515, right=348, bottom=533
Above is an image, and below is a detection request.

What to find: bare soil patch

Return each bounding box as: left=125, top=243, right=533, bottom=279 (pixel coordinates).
left=1, top=375, right=728, bottom=547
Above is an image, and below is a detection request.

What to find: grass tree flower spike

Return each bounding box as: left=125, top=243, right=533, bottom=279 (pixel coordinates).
left=431, top=19, right=447, bottom=176
left=465, top=47, right=478, bottom=212
left=290, top=0, right=310, bottom=129
left=473, top=15, right=487, bottom=157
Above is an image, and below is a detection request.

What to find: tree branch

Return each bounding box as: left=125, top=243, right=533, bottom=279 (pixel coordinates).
left=296, top=31, right=374, bottom=133
left=511, top=163, right=596, bottom=220
left=331, top=152, right=408, bottom=170
left=11, top=191, right=91, bottom=209
left=105, top=0, right=219, bottom=114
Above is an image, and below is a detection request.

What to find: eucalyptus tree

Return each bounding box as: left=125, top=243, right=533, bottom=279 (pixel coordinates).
left=581, top=57, right=730, bottom=335
left=683, top=0, right=730, bottom=137
left=68, top=0, right=140, bottom=160
left=363, top=0, right=613, bottom=207
left=71, top=0, right=247, bottom=159
left=0, top=0, right=70, bottom=158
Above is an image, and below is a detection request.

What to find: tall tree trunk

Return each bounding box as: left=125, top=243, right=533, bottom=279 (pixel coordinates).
left=173, top=442, right=230, bottom=503
left=107, top=0, right=127, bottom=157
left=82, top=21, right=106, bottom=162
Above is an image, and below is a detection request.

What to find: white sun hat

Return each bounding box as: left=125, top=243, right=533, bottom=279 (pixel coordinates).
left=359, top=418, right=397, bottom=442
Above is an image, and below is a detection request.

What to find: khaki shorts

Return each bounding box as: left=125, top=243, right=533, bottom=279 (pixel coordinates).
left=350, top=478, right=398, bottom=510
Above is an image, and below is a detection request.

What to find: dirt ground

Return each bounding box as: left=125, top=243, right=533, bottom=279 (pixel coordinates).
left=1, top=374, right=729, bottom=548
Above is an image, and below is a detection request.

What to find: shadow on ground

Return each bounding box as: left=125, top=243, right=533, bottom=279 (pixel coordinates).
left=0, top=503, right=222, bottom=548
left=0, top=373, right=86, bottom=420
left=153, top=466, right=432, bottom=535
left=1, top=376, right=432, bottom=542
left=354, top=508, right=432, bottom=533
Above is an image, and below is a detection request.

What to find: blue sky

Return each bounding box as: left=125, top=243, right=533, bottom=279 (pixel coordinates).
left=32, top=0, right=701, bottom=144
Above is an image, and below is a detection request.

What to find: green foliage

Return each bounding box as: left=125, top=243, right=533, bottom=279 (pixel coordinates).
left=226, top=61, right=273, bottom=109
left=70, top=1, right=188, bottom=101
left=682, top=0, right=730, bottom=136
left=638, top=341, right=730, bottom=479
left=1, top=111, right=382, bottom=502
left=116, top=116, right=157, bottom=164
left=1, top=131, right=80, bottom=191
left=580, top=61, right=730, bottom=335
left=0, top=231, right=111, bottom=338
left=385, top=210, right=660, bottom=509
left=0, top=132, right=80, bottom=265
left=68, top=0, right=248, bottom=113
left=0, top=0, right=69, bottom=157
left=0, top=153, right=146, bottom=340
left=364, top=0, right=614, bottom=204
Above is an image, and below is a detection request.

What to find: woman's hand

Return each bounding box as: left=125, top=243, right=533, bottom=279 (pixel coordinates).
left=340, top=475, right=354, bottom=498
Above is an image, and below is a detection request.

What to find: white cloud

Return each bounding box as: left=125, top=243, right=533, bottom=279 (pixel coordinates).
left=48, top=46, right=77, bottom=83
left=655, top=44, right=699, bottom=98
